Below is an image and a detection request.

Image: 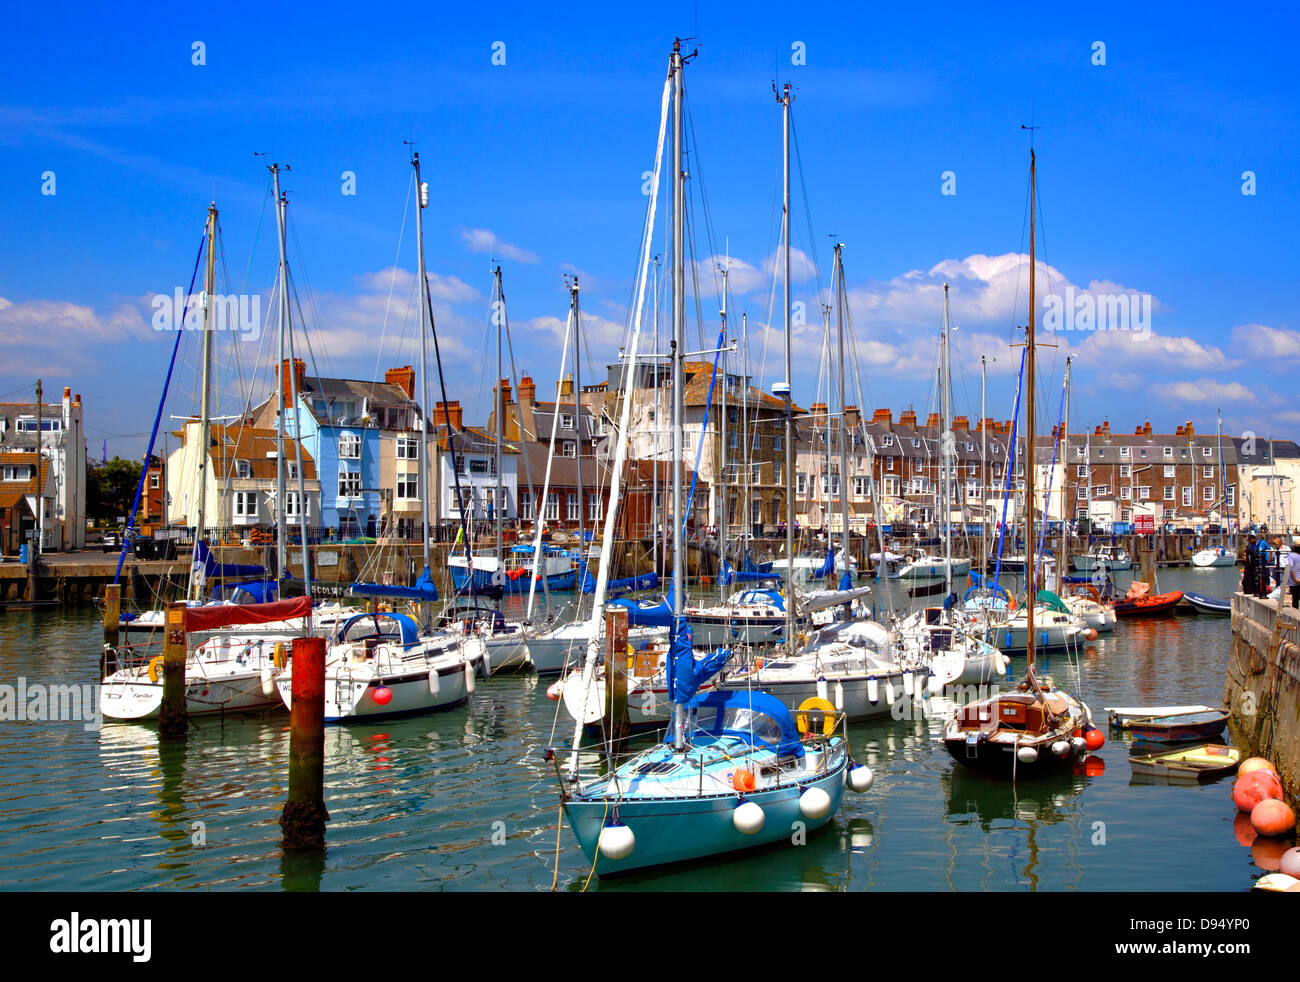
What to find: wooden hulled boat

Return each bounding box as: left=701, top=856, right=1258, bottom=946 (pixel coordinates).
left=1129, top=744, right=1240, bottom=783
left=1127, top=710, right=1228, bottom=743
left=1105, top=704, right=1219, bottom=728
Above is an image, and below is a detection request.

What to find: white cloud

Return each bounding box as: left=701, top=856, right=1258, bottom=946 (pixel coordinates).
left=457, top=227, right=539, bottom=264
left=1149, top=378, right=1258, bottom=405
left=1073, top=330, right=1238, bottom=372
left=0, top=295, right=152, bottom=376
left=1230, top=323, right=1300, bottom=364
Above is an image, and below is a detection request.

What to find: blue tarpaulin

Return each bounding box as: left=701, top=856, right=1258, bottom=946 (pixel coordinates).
left=194, top=539, right=269, bottom=581
left=349, top=566, right=439, bottom=602
left=608, top=595, right=675, bottom=627
left=667, top=620, right=730, bottom=704
left=720, top=560, right=782, bottom=585
left=584, top=571, right=659, bottom=595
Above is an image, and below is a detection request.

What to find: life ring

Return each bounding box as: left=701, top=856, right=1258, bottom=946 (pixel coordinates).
left=796, top=696, right=836, bottom=736
left=272, top=642, right=288, bottom=670
left=146, top=656, right=164, bottom=683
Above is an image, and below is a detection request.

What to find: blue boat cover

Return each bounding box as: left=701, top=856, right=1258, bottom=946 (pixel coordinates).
left=609, top=595, right=675, bottom=627
left=838, top=569, right=853, bottom=591
left=675, top=688, right=804, bottom=759
left=349, top=566, right=439, bottom=602
left=194, top=539, right=268, bottom=580
left=735, top=588, right=785, bottom=611
left=667, top=620, right=731, bottom=704
left=721, top=560, right=783, bottom=585
left=813, top=548, right=835, bottom=579
left=209, top=580, right=278, bottom=604
left=337, top=611, right=422, bottom=647
left=584, top=571, right=659, bottom=595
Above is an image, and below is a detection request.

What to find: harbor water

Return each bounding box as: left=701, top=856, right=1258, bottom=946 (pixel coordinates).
left=0, top=565, right=1277, bottom=891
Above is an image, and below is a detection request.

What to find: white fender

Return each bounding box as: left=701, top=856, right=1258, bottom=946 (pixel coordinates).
left=733, top=800, right=765, bottom=835
left=799, top=786, right=832, bottom=820
left=847, top=764, right=874, bottom=793
left=1016, top=746, right=1038, bottom=764
left=597, top=822, right=635, bottom=861
left=260, top=664, right=275, bottom=697
left=464, top=662, right=476, bottom=695
left=428, top=668, right=441, bottom=697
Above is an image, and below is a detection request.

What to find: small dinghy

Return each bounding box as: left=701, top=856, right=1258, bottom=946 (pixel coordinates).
left=1127, top=710, right=1229, bottom=743
left=1112, top=581, right=1183, bottom=618
left=1129, top=744, right=1240, bottom=783
left=1182, top=591, right=1231, bottom=615
left=1106, top=704, right=1219, bottom=728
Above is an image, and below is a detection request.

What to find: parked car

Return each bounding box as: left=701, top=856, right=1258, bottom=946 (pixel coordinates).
left=101, top=529, right=133, bottom=554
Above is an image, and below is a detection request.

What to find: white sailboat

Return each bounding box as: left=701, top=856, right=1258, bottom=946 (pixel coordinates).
left=1192, top=410, right=1236, bottom=567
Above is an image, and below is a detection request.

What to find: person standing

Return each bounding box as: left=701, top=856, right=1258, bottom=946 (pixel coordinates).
left=1243, top=534, right=1258, bottom=596
left=1287, top=539, right=1300, bottom=608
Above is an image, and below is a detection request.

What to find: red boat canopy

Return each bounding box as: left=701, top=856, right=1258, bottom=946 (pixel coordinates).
left=183, top=596, right=312, bottom=633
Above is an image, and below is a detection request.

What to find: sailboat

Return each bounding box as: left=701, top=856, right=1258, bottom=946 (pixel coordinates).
left=277, top=150, right=483, bottom=721
left=942, top=143, right=1098, bottom=775
left=1192, top=410, right=1236, bottom=567
left=101, top=194, right=331, bottom=722
left=559, top=47, right=864, bottom=876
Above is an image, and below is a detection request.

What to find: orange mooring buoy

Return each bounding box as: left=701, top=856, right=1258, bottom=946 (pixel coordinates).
left=1251, top=799, right=1297, bottom=837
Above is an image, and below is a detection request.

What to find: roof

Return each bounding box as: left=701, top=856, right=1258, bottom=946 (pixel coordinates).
left=433, top=423, right=521, bottom=455
left=0, top=450, right=52, bottom=496
left=0, top=489, right=33, bottom=511
left=201, top=423, right=318, bottom=482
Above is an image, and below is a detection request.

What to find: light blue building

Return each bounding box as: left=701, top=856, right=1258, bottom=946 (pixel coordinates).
left=254, top=361, right=420, bottom=538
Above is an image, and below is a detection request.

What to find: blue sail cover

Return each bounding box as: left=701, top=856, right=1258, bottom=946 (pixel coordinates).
left=667, top=620, right=730, bottom=704
left=813, top=548, right=835, bottom=579
left=194, top=539, right=268, bottom=580
left=583, top=571, right=659, bottom=595
left=337, top=611, right=423, bottom=647
left=838, top=569, right=853, bottom=591
left=672, top=689, right=804, bottom=759
left=349, top=565, right=439, bottom=602
left=721, top=560, right=781, bottom=585
left=609, top=595, right=675, bottom=627
left=209, top=580, right=278, bottom=603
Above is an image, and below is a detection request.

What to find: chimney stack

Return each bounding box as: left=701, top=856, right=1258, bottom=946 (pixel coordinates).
left=952, top=415, right=969, bottom=430
left=384, top=366, right=416, bottom=399
left=925, top=412, right=941, bottom=429
left=558, top=375, right=574, bottom=398
left=1180, top=420, right=1191, bottom=438
left=871, top=408, right=893, bottom=426
left=279, top=358, right=307, bottom=404
left=433, top=401, right=463, bottom=430
left=899, top=409, right=917, bottom=428
left=518, top=375, right=536, bottom=404
left=845, top=405, right=861, bottom=427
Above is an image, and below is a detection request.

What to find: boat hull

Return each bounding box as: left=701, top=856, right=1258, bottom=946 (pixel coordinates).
left=450, top=565, right=576, bottom=594
left=564, top=759, right=846, bottom=875
left=943, top=733, right=1084, bottom=776
left=100, top=675, right=280, bottom=721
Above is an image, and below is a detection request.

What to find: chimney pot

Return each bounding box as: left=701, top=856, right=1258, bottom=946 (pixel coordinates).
left=384, top=366, right=416, bottom=400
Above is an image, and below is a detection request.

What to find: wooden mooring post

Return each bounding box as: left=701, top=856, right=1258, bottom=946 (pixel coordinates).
left=603, top=606, right=631, bottom=756
left=1226, top=592, right=1300, bottom=807
left=158, top=601, right=189, bottom=739
left=101, top=583, right=120, bottom=679
left=280, top=636, right=329, bottom=852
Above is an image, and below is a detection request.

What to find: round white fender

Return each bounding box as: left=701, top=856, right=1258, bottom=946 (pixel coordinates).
left=1016, top=746, right=1039, bottom=764
left=733, top=800, right=765, bottom=835
left=428, top=668, right=441, bottom=697
left=597, top=822, right=635, bottom=861
left=1051, top=740, right=1071, bottom=757
left=464, top=662, right=476, bottom=695
left=799, top=786, right=832, bottom=820
left=847, top=764, right=874, bottom=793
left=1070, top=736, right=1087, bottom=753
left=260, top=664, right=275, bottom=697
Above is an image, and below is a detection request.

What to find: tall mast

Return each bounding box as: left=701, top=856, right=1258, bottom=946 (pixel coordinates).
left=494, top=266, right=505, bottom=570
left=719, top=262, right=729, bottom=599
left=980, top=354, right=988, bottom=571
left=1216, top=408, right=1225, bottom=548
left=571, top=278, right=584, bottom=601
left=412, top=152, right=434, bottom=589
left=670, top=39, right=686, bottom=750
left=275, top=188, right=313, bottom=601
left=778, top=80, right=795, bottom=656
left=1025, top=146, right=1038, bottom=674
left=941, top=282, right=952, bottom=599
left=1062, top=357, right=1071, bottom=572
left=192, top=202, right=217, bottom=599
left=651, top=255, right=660, bottom=574
left=269, top=166, right=289, bottom=584
left=834, top=243, right=850, bottom=573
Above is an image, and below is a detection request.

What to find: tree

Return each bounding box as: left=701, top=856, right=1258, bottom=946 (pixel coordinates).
left=87, top=456, right=143, bottom=523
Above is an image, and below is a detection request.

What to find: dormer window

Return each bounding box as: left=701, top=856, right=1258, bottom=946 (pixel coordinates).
left=1163, top=446, right=1173, bottom=458
left=881, top=435, right=894, bottom=447
left=1120, top=446, right=1130, bottom=457
left=235, top=459, right=251, bottom=479
left=1202, top=446, right=1212, bottom=457
left=559, top=414, right=575, bottom=430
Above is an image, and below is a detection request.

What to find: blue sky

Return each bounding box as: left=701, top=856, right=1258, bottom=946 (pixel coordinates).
left=2, top=3, right=1296, bottom=460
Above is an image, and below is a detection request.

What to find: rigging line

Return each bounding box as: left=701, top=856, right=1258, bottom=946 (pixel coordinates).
left=240, top=180, right=273, bottom=297
left=789, top=114, right=827, bottom=309
left=368, top=172, right=416, bottom=404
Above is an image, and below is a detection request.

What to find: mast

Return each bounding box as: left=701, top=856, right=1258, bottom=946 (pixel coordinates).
left=980, top=354, right=988, bottom=572
left=1025, top=146, right=1038, bottom=676
left=275, top=189, right=313, bottom=601
left=670, top=38, right=686, bottom=749
left=651, top=255, right=660, bottom=575
left=719, top=262, right=729, bottom=599
left=1217, top=409, right=1226, bottom=548
left=269, top=166, right=288, bottom=584
left=941, top=282, right=952, bottom=600
left=571, top=278, right=585, bottom=603
left=34, top=379, right=43, bottom=562
left=1062, top=357, right=1071, bottom=574
left=494, top=266, right=505, bottom=572
left=412, top=152, right=434, bottom=598
left=778, top=79, right=795, bottom=657
left=834, top=243, right=850, bottom=576
left=192, top=202, right=217, bottom=599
